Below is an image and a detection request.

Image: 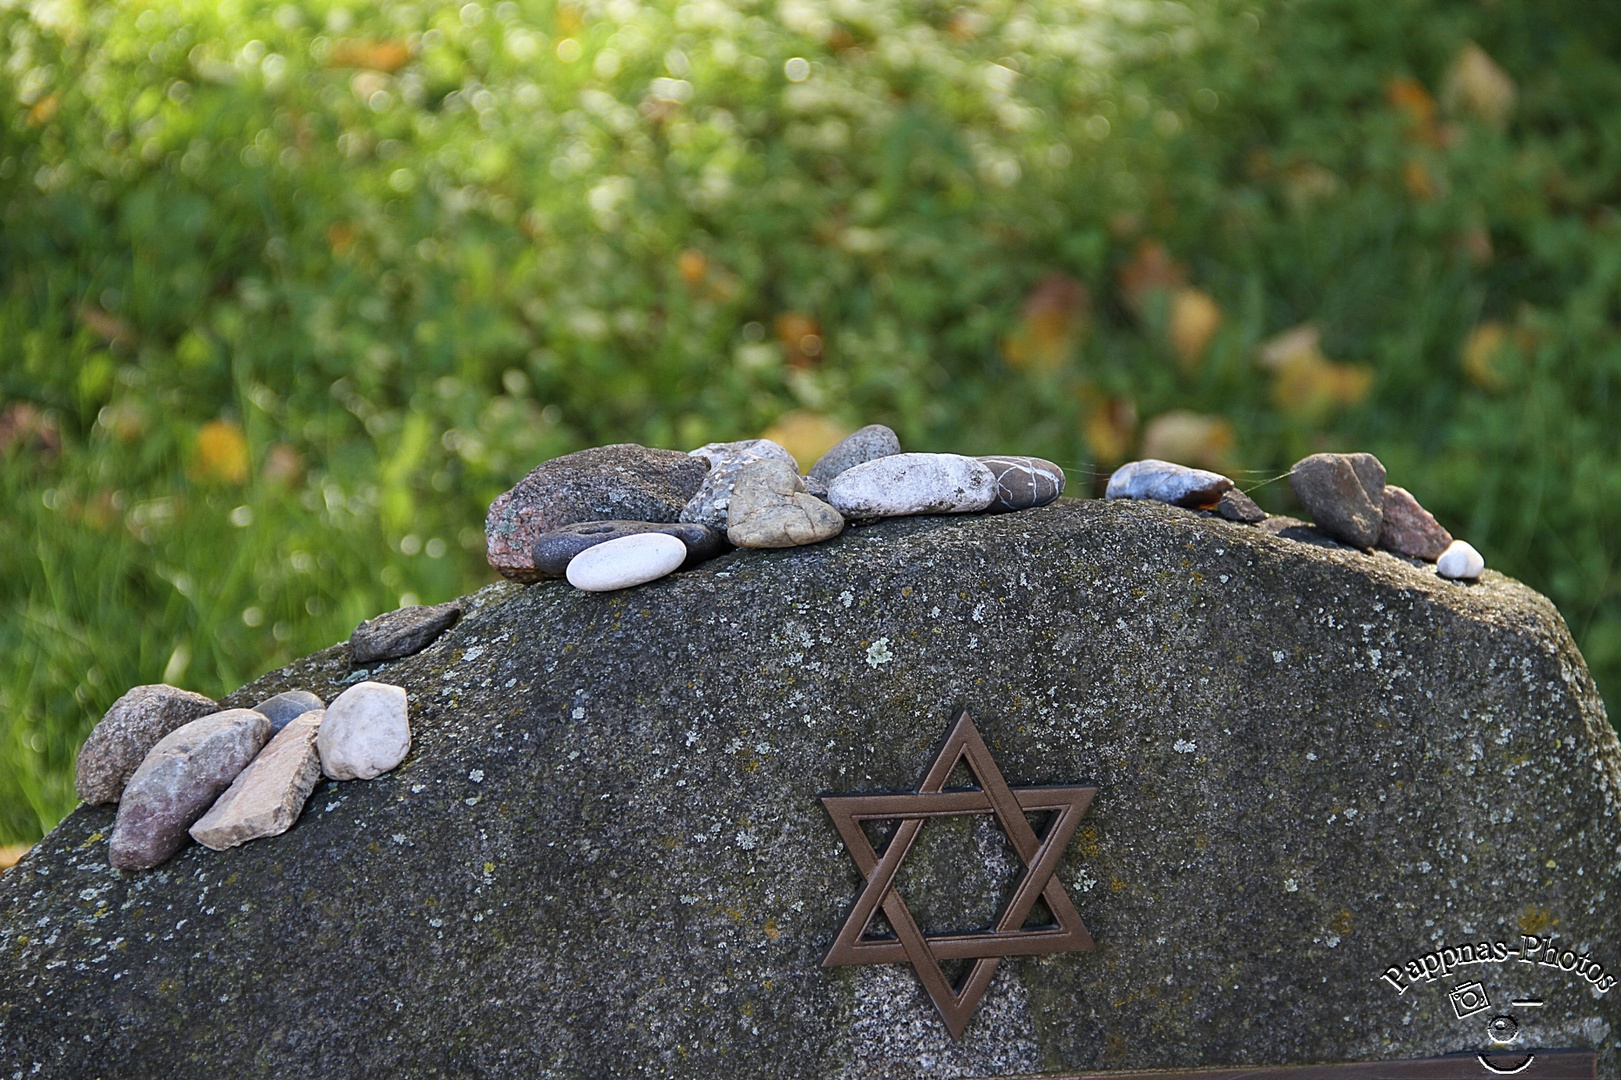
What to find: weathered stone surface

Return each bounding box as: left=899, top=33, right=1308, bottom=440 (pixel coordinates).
left=1216, top=487, right=1266, bottom=523
left=1437, top=538, right=1486, bottom=580
left=808, top=424, right=902, bottom=483
left=679, top=439, right=797, bottom=529
left=827, top=452, right=996, bottom=517
left=977, top=455, right=1066, bottom=512
left=531, top=519, right=724, bottom=577
left=108, top=709, right=272, bottom=870
left=565, top=532, right=687, bottom=592
left=1378, top=485, right=1452, bottom=561
left=74, top=684, right=219, bottom=804
left=189, top=711, right=323, bottom=851
left=7, top=501, right=1620, bottom=1077
left=251, top=689, right=324, bottom=733
left=1289, top=452, right=1387, bottom=548
left=317, top=681, right=410, bottom=781
left=349, top=601, right=462, bottom=665
left=726, top=458, right=845, bottom=548
left=1105, top=458, right=1233, bottom=507
left=484, top=444, right=709, bottom=582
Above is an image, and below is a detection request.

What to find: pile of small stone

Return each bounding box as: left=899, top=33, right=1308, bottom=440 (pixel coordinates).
left=77, top=679, right=410, bottom=870
left=484, top=424, right=1067, bottom=592
left=1106, top=454, right=1483, bottom=580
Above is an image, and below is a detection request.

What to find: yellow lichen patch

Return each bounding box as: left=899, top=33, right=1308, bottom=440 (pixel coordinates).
left=1330, top=908, right=1355, bottom=935
left=763, top=918, right=780, bottom=941
left=1519, top=906, right=1554, bottom=936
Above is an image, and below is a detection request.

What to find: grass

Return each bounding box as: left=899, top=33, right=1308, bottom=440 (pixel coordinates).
left=3, top=0, right=1620, bottom=842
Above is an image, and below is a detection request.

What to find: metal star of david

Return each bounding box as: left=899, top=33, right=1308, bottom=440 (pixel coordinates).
left=821, top=711, right=1097, bottom=1039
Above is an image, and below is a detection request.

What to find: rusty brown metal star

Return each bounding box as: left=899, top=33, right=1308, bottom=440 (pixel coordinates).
left=821, top=710, right=1097, bottom=1039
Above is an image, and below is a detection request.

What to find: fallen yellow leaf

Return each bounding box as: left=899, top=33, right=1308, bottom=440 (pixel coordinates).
left=1444, top=43, right=1516, bottom=129
left=194, top=420, right=250, bottom=485
left=1004, top=273, right=1090, bottom=373
left=758, top=412, right=851, bottom=472
left=1082, top=395, right=1137, bottom=468
left=1141, top=411, right=1234, bottom=470
left=1168, top=288, right=1223, bottom=370
left=1460, top=322, right=1508, bottom=391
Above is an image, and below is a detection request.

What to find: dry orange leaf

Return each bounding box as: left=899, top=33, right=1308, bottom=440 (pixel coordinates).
left=774, top=312, right=822, bottom=368
left=1387, top=76, right=1442, bottom=146
left=677, top=249, right=709, bottom=287
left=27, top=94, right=59, bottom=126
left=1403, top=159, right=1438, bottom=200
left=194, top=420, right=250, bottom=485
left=1004, top=273, right=1090, bottom=373
left=328, top=39, right=412, bottom=72
left=327, top=222, right=357, bottom=256
left=1116, top=241, right=1187, bottom=311
left=1141, top=411, right=1234, bottom=471
left=1444, top=43, right=1516, bottom=129
left=758, top=412, right=852, bottom=472
left=1168, top=288, right=1222, bottom=369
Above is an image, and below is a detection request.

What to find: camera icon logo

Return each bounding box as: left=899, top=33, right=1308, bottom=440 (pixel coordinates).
left=1449, top=980, right=1492, bottom=1019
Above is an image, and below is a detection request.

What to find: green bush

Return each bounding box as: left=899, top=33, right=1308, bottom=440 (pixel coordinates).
left=3, top=0, right=1619, bottom=842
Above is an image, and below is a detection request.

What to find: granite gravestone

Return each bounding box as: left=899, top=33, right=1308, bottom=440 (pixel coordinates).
left=1, top=499, right=1617, bottom=1078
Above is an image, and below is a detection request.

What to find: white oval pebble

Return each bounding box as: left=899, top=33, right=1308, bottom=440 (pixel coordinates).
left=317, top=681, right=410, bottom=781
left=565, top=531, right=687, bottom=592
left=826, top=453, right=996, bottom=517
left=1436, top=539, right=1485, bottom=581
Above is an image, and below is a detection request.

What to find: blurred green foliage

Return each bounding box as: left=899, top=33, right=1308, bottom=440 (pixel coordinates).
left=3, top=0, right=1620, bottom=842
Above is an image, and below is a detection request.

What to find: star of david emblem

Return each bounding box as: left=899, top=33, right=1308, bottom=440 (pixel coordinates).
left=821, top=711, right=1097, bottom=1039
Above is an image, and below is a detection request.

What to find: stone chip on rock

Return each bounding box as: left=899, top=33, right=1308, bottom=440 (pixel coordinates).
left=826, top=453, right=996, bottom=518
left=1106, top=459, right=1233, bottom=508
left=349, top=601, right=462, bottom=665
left=724, top=459, right=845, bottom=548
left=75, top=684, right=220, bottom=805
left=484, top=444, right=709, bottom=583
left=1378, top=485, right=1452, bottom=561
left=531, top=520, right=724, bottom=578
left=317, top=681, right=411, bottom=781
left=189, top=710, right=324, bottom=851
left=1288, top=452, right=1386, bottom=548
left=1216, top=488, right=1267, bottom=524
left=108, top=709, right=273, bottom=870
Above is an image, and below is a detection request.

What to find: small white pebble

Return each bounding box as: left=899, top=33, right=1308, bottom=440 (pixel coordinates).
left=1437, top=539, right=1484, bottom=580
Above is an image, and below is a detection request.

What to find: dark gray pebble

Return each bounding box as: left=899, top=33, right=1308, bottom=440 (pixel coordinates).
left=1216, top=489, right=1266, bottom=523
left=251, top=689, right=326, bottom=734
left=532, top=521, right=724, bottom=578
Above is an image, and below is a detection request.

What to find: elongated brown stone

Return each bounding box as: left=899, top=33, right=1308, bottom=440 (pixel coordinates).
left=190, top=710, right=323, bottom=852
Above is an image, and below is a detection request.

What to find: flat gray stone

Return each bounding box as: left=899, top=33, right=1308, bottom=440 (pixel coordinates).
left=679, top=439, right=797, bottom=530
left=808, top=424, right=901, bottom=483
left=12, top=501, right=1621, bottom=1075
left=108, top=709, right=272, bottom=870
left=1105, top=458, right=1233, bottom=508
left=1379, top=484, right=1452, bottom=561
left=531, top=520, right=725, bottom=577
left=485, top=444, right=709, bottom=583
left=189, top=711, right=323, bottom=851
left=827, top=452, right=996, bottom=517
left=1289, top=452, right=1386, bottom=548
left=75, top=684, right=219, bottom=805
left=977, top=455, right=1066, bottom=512
left=349, top=601, right=462, bottom=665
left=725, top=459, right=845, bottom=548
left=251, top=690, right=324, bottom=734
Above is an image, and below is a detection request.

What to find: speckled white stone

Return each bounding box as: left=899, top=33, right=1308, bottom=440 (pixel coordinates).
left=317, top=682, right=410, bottom=781
left=565, top=532, right=687, bottom=592
left=1436, top=539, right=1485, bottom=580
left=826, top=453, right=996, bottom=517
